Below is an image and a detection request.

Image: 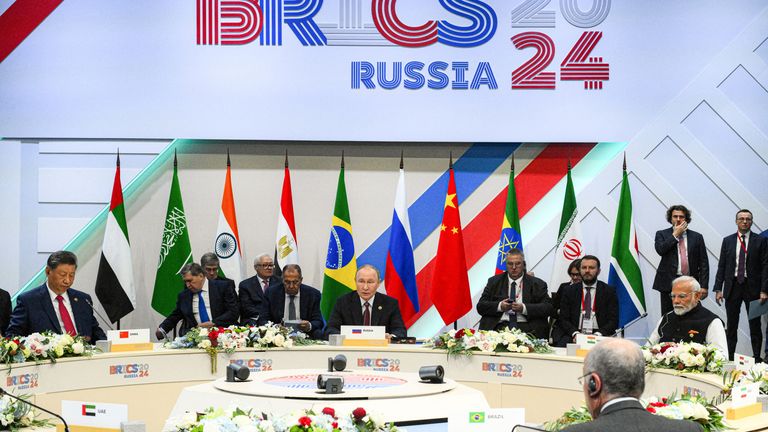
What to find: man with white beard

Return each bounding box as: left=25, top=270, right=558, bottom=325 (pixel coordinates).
left=647, top=276, right=726, bottom=354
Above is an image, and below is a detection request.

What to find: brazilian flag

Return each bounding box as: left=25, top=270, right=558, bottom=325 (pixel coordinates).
left=321, top=159, right=358, bottom=320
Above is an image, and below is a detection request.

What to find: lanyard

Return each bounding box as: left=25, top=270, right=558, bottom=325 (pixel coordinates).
left=580, top=287, right=597, bottom=313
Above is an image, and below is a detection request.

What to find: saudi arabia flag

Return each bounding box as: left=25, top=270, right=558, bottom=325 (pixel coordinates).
left=94, top=153, right=136, bottom=323
left=152, top=152, right=193, bottom=316
left=608, top=160, right=646, bottom=327
left=214, top=152, right=244, bottom=285
left=321, top=158, right=357, bottom=320
left=549, top=165, right=584, bottom=292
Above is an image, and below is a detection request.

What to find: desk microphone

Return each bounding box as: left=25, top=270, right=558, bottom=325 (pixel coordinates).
left=0, top=387, right=70, bottom=432
left=511, top=424, right=547, bottom=431
left=81, top=297, right=115, bottom=331
left=612, top=312, right=648, bottom=337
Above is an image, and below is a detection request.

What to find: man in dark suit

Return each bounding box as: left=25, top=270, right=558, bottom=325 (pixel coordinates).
left=239, top=254, right=280, bottom=326
left=553, top=255, right=618, bottom=347
left=155, top=262, right=239, bottom=338
left=201, top=252, right=237, bottom=291
left=6, top=251, right=106, bottom=342
left=258, top=264, right=324, bottom=339
left=476, top=248, right=552, bottom=339
left=713, top=209, right=768, bottom=361
left=562, top=339, right=702, bottom=432
left=325, top=264, right=407, bottom=339
left=0, top=288, right=11, bottom=336
left=653, top=205, right=709, bottom=314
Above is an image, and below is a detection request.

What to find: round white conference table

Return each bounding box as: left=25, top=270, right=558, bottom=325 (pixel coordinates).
left=2, top=344, right=765, bottom=431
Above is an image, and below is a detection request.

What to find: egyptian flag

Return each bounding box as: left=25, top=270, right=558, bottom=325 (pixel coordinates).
left=95, top=152, right=136, bottom=323
left=275, top=151, right=299, bottom=275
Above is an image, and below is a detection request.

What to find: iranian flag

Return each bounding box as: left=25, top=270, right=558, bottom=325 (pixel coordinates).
left=549, top=164, right=584, bottom=292
left=214, top=151, right=244, bottom=285
left=275, top=152, right=299, bottom=272
left=94, top=152, right=136, bottom=323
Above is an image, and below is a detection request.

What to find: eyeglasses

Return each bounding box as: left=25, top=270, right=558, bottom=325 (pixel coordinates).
left=569, top=272, right=580, bottom=277
left=669, top=293, right=690, bottom=300
left=506, top=261, right=524, bottom=268
left=257, top=264, right=275, bottom=268
left=577, top=371, right=594, bottom=385
left=283, top=279, right=301, bottom=286
left=736, top=217, right=752, bottom=222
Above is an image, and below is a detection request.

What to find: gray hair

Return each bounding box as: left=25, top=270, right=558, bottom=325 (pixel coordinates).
left=180, top=262, right=205, bottom=277
left=506, top=248, right=525, bottom=260
left=253, top=253, right=272, bottom=265
left=584, top=339, right=645, bottom=398
left=200, top=252, right=219, bottom=267
left=282, top=264, right=302, bottom=277
left=356, top=264, right=381, bottom=281
left=672, top=275, right=701, bottom=292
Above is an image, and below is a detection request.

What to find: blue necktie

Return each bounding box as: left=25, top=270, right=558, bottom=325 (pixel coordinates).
left=197, top=291, right=210, bottom=323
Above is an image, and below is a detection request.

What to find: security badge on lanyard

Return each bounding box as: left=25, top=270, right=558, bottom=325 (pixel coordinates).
left=580, top=287, right=596, bottom=334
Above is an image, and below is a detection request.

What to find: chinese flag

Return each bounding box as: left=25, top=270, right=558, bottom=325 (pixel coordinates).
left=430, top=166, right=472, bottom=325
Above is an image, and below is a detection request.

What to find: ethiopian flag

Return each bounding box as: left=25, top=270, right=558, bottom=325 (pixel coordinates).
left=94, top=152, right=135, bottom=323
left=151, top=152, right=193, bottom=316
left=495, top=156, right=523, bottom=274
left=321, top=156, right=357, bottom=320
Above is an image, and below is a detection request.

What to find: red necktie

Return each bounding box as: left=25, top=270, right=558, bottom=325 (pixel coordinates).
left=363, top=302, right=371, bottom=326
left=678, top=236, right=689, bottom=275
left=737, top=234, right=746, bottom=283
left=56, top=295, right=77, bottom=336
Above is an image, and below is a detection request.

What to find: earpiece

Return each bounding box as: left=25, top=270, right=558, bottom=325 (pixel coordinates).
left=588, top=375, right=598, bottom=395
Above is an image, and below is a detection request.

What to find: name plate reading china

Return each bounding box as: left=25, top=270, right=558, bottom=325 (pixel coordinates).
left=107, top=329, right=153, bottom=352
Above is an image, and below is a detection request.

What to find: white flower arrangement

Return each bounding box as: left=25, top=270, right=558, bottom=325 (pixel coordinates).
left=1, top=331, right=95, bottom=367
left=428, top=328, right=553, bottom=356
left=642, top=341, right=725, bottom=374
left=163, top=405, right=402, bottom=432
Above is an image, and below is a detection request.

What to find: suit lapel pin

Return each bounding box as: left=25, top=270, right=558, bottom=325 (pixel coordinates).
left=378, top=306, right=382, bottom=310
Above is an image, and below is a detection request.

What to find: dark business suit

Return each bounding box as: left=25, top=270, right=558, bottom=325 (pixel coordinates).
left=238, top=275, right=279, bottom=326
left=713, top=231, right=768, bottom=359
left=0, top=288, right=11, bottom=335
left=325, top=291, right=407, bottom=339
left=6, top=284, right=107, bottom=342
left=561, top=399, right=702, bottom=432
left=553, top=281, right=618, bottom=347
left=476, top=273, right=552, bottom=339
left=653, top=227, right=709, bottom=314
left=258, top=283, right=324, bottom=339
left=158, top=279, right=239, bottom=336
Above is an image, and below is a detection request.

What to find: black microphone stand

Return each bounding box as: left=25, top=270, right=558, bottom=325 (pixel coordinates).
left=0, top=388, right=70, bottom=432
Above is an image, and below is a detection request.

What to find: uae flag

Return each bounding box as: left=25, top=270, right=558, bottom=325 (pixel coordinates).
left=94, top=152, right=136, bottom=323
left=275, top=152, right=299, bottom=273
left=214, top=151, right=244, bottom=285
left=430, top=157, right=472, bottom=325
left=549, top=163, right=584, bottom=292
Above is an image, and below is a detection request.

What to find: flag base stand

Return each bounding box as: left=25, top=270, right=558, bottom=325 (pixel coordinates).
left=110, top=343, right=155, bottom=352
left=726, top=402, right=762, bottom=420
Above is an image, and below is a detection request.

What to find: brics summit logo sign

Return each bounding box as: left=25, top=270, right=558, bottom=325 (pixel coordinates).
left=196, top=0, right=611, bottom=91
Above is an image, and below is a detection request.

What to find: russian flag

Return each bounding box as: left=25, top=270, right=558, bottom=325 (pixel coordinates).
left=352, top=328, right=362, bottom=334
left=384, top=165, right=420, bottom=325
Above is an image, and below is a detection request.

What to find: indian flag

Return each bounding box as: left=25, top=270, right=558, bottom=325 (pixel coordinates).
left=94, top=152, right=136, bottom=323
left=214, top=151, right=244, bottom=285
left=608, top=157, right=646, bottom=326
